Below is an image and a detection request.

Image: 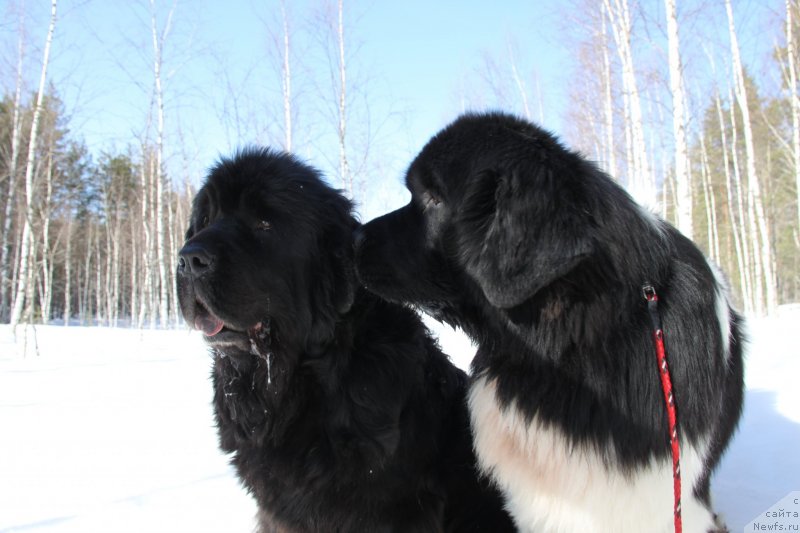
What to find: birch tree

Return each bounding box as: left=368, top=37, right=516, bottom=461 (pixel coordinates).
left=335, top=0, right=352, bottom=195
left=601, top=7, right=617, bottom=178
left=725, top=0, right=777, bottom=315
left=785, top=0, right=800, bottom=233
left=63, top=212, right=72, bottom=325
left=280, top=0, right=293, bottom=151
left=698, top=132, right=719, bottom=262
left=149, top=0, right=176, bottom=328
left=0, top=8, right=26, bottom=322
left=137, top=141, right=154, bottom=328
left=311, top=0, right=376, bottom=202
left=507, top=40, right=533, bottom=121
left=559, top=2, right=618, bottom=177
left=726, top=85, right=755, bottom=314
left=37, top=147, right=54, bottom=322
left=10, top=0, right=57, bottom=330
left=257, top=0, right=298, bottom=151
left=603, top=0, right=654, bottom=208
left=664, top=0, right=692, bottom=238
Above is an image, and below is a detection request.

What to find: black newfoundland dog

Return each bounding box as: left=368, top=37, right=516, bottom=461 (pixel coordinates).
left=176, top=149, right=514, bottom=533
left=355, top=113, right=745, bottom=532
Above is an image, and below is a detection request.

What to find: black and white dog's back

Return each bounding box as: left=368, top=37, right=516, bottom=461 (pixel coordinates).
left=355, top=112, right=745, bottom=532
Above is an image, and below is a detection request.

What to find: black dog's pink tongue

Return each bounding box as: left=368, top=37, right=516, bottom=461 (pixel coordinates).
left=196, top=313, right=224, bottom=336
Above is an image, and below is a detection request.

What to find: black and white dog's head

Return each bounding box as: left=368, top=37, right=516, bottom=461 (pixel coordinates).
left=355, top=112, right=616, bottom=329
left=177, top=148, right=356, bottom=356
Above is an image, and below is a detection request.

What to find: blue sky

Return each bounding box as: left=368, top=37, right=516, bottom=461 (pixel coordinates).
left=1, top=0, right=779, bottom=214
left=3, top=2, right=565, bottom=160
left=353, top=1, right=569, bottom=130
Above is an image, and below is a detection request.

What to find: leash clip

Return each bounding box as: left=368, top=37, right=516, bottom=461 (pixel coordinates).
left=642, top=283, right=657, bottom=302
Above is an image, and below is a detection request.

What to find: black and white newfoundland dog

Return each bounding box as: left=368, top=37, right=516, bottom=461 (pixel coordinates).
left=176, top=149, right=514, bottom=532
left=354, top=112, right=745, bottom=533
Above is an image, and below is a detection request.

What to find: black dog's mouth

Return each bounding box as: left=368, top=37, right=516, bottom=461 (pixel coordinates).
left=192, top=299, right=264, bottom=352
left=194, top=299, right=226, bottom=336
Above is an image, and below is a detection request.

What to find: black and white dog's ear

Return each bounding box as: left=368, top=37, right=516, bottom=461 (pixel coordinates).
left=458, top=163, right=594, bottom=309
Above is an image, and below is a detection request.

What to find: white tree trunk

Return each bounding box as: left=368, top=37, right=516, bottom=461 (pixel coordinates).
left=726, top=0, right=777, bottom=315
left=535, top=77, right=545, bottom=125
left=82, top=222, right=93, bottom=323
left=102, top=190, right=113, bottom=324
left=38, top=154, right=54, bottom=322
left=725, top=87, right=755, bottom=314
left=664, top=0, right=692, bottom=238
left=280, top=0, right=293, bottom=151
left=138, top=147, right=153, bottom=329
left=603, top=0, right=654, bottom=208
left=94, top=226, right=103, bottom=325
left=336, top=0, right=352, bottom=195
left=786, top=0, right=800, bottom=233
left=601, top=8, right=617, bottom=177
left=716, top=92, right=750, bottom=312
left=130, top=214, right=138, bottom=327
left=698, top=133, right=720, bottom=262
left=507, top=41, right=532, bottom=120
left=0, top=10, right=26, bottom=322
left=63, top=214, right=72, bottom=326
left=10, top=0, right=57, bottom=330
left=112, top=218, right=121, bottom=327
left=167, top=188, right=177, bottom=327
left=150, top=0, right=175, bottom=328
left=11, top=224, right=21, bottom=316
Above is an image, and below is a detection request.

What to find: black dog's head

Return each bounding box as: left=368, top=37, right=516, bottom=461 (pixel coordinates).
left=177, top=148, right=356, bottom=355
left=355, top=112, right=599, bottom=324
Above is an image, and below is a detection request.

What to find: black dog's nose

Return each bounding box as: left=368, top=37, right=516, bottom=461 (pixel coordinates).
left=178, top=243, right=215, bottom=277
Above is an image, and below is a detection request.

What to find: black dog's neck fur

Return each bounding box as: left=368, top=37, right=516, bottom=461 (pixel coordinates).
left=211, top=284, right=515, bottom=532
left=213, top=284, right=366, bottom=452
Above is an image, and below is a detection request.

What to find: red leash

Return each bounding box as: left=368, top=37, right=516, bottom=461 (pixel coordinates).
left=643, top=284, right=682, bottom=533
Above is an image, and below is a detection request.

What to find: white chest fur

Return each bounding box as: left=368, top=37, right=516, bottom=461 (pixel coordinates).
left=468, top=376, right=717, bottom=533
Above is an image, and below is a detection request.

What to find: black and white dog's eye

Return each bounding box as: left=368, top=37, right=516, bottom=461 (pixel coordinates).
left=256, top=220, right=272, bottom=231
left=422, top=191, right=442, bottom=209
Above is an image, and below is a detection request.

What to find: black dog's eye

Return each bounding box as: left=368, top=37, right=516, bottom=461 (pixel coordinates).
left=256, top=220, right=272, bottom=231
left=200, top=215, right=209, bottom=228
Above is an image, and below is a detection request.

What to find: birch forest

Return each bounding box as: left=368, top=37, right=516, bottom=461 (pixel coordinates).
left=556, top=0, right=799, bottom=317
left=0, top=0, right=797, bottom=330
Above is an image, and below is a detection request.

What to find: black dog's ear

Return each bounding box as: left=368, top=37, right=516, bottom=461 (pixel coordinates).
left=306, top=220, right=357, bottom=351
left=458, top=163, right=594, bottom=309
left=331, top=241, right=356, bottom=315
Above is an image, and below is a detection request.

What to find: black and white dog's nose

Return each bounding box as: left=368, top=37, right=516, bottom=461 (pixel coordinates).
left=178, top=243, right=215, bottom=277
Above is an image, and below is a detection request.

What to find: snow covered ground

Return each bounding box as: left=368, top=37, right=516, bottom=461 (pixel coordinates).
left=0, top=309, right=797, bottom=532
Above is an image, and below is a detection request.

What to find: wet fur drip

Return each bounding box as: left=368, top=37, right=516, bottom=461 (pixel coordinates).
left=212, top=323, right=290, bottom=451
